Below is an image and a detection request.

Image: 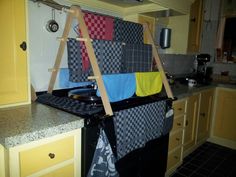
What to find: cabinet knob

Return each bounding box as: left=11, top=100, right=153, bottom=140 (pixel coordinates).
left=48, top=153, right=55, bottom=159
left=186, top=120, right=189, bottom=126
left=177, top=122, right=182, bottom=126
left=190, top=17, right=196, bottom=22
left=200, top=113, right=206, bottom=117
left=174, top=155, right=179, bottom=159
left=178, top=108, right=182, bottom=111
left=176, top=138, right=180, bottom=141
left=20, top=41, right=27, bottom=51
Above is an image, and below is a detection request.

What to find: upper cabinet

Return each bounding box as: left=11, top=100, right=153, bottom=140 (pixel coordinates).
left=0, top=0, right=29, bottom=107
left=187, top=0, right=203, bottom=53
left=67, top=0, right=194, bottom=54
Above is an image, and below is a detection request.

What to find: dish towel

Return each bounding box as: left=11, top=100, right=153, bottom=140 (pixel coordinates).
left=135, top=72, right=163, bottom=97
left=113, top=18, right=143, bottom=44
left=87, top=129, right=119, bottom=177
left=59, top=68, right=92, bottom=88
left=113, top=100, right=166, bottom=160
left=76, top=11, right=114, bottom=71
left=121, top=43, right=152, bottom=73
left=96, top=73, right=136, bottom=102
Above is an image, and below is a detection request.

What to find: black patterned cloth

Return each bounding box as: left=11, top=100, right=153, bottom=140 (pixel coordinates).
left=67, top=39, right=122, bottom=82
left=87, top=129, right=119, bottom=177
left=113, top=18, right=143, bottom=44
left=121, top=43, right=152, bottom=73
left=113, top=100, right=166, bottom=160
left=101, top=40, right=123, bottom=74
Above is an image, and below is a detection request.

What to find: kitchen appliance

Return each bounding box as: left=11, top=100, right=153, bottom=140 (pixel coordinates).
left=196, top=54, right=211, bottom=84
left=36, top=90, right=172, bottom=177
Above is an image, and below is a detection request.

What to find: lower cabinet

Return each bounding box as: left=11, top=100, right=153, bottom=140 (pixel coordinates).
left=212, top=88, right=236, bottom=148
left=166, top=99, right=186, bottom=176
left=197, top=89, right=214, bottom=143
left=166, top=88, right=215, bottom=176
left=7, top=129, right=81, bottom=177
left=183, top=94, right=200, bottom=154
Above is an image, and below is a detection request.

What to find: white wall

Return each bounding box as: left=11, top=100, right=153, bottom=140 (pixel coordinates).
left=28, top=1, right=79, bottom=91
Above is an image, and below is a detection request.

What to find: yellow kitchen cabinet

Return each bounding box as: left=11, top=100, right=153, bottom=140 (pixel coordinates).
left=197, top=89, right=214, bottom=143
left=7, top=129, right=81, bottom=177
left=187, top=0, right=203, bottom=53
left=166, top=99, right=186, bottom=175
left=212, top=88, right=236, bottom=145
left=0, top=0, right=29, bottom=107
left=184, top=94, right=200, bottom=154
left=138, top=15, right=156, bottom=44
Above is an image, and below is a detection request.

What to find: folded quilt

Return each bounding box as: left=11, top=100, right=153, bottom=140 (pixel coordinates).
left=135, top=72, right=162, bottom=96
left=96, top=73, right=136, bottom=102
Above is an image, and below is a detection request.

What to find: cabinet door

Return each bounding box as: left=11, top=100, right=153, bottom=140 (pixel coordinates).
left=40, top=164, right=74, bottom=177
left=214, top=89, right=236, bottom=141
left=0, top=0, right=29, bottom=106
left=197, top=89, right=214, bottom=142
left=187, top=0, right=203, bottom=53
left=138, top=15, right=155, bottom=44
left=184, top=94, right=199, bottom=152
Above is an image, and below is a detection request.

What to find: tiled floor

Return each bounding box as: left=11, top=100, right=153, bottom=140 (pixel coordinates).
left=170, top=142, right=236, bottom=177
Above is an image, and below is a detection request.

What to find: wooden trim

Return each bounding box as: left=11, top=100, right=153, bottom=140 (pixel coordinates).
left=31, top=84, right=37, bottom=102
left=143, top=23, right=174, bottom=99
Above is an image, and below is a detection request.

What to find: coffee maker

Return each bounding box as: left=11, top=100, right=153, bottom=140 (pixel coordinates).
left=196, top=54, right=211, bottom=84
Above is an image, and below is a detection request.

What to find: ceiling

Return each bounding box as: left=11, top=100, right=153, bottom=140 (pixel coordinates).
left=97, top=0, right=151, bottom=8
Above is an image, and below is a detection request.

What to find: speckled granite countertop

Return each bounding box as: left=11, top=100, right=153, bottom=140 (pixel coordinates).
left=171, top=82, right=236, bottom=99
left=0, top=103, right=84, bottom=148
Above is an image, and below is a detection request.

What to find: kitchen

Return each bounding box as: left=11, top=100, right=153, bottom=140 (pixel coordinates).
left=1, top=0, right=236, bottom=177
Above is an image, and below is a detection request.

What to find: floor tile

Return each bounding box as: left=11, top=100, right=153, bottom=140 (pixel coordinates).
left=170, top=142, right=236, bottom=177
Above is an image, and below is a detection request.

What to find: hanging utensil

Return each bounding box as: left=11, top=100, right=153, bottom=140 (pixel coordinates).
left=46, top=8, right=59, bottom=32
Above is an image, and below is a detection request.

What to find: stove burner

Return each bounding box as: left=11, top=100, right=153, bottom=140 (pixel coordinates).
left=68, top=88, right=102, bottom=104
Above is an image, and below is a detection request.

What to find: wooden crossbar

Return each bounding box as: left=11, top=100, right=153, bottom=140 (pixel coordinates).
left=47, top=6, right=113, bottom=116
left=143, top=23, right=174, bottom=99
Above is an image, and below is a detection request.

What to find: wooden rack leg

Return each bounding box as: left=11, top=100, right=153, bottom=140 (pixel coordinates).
left=143, top=23, right=174, bottom=99
left=72, top=6, right=113, bottom=116
left=47, top=8, right=74, bottom=93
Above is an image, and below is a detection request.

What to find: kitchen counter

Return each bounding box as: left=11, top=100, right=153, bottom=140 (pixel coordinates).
left=171, top=82, right=236, bottom=99
left=1, top=83, right=235, bottom=149
left=0, top=103, right=84, bottom=148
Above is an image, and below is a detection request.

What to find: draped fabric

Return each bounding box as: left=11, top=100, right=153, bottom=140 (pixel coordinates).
left=87, top=129, right=119, bottom=177
left=113, top=100, right=166, bottom=159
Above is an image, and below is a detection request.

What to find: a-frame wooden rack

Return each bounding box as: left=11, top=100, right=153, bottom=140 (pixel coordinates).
left=47, top=5, right=174, bottom=116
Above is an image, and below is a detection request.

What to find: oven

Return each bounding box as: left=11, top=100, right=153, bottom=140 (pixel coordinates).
left=36, top=89, right=173, bottom=177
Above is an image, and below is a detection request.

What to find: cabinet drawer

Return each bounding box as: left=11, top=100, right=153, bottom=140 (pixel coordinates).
left=169, top=131, right=183, bottom=151
left=20, top=136, right=74, bottom=177
left=173, top=101, right=186, bottom=117
left=40, top=164, right=74, bottom=177
left=172, top=116, right=184, bottom=132
left=167, top=147, right=182, bottom=170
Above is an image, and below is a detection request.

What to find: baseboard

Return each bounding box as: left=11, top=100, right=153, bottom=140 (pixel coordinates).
left=208, top=137, right=236, bottom=150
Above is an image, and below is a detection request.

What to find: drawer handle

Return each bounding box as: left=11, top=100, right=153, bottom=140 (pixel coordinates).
left=186, top=120, right=189, bottom=126
left=177, top=123, right=182, bottom=126
left=200, top=113, right=206, bottom=117
left=48, top=153, right=55, bottom=159
left=176, top=138, right=180, bottom=141
left=178, top=108, right=182, bottom=111
left=174, top=155, right=179, bottom=159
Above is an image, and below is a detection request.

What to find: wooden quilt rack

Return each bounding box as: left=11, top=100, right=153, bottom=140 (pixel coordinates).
left=47, top=5, right=173, bottom=116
